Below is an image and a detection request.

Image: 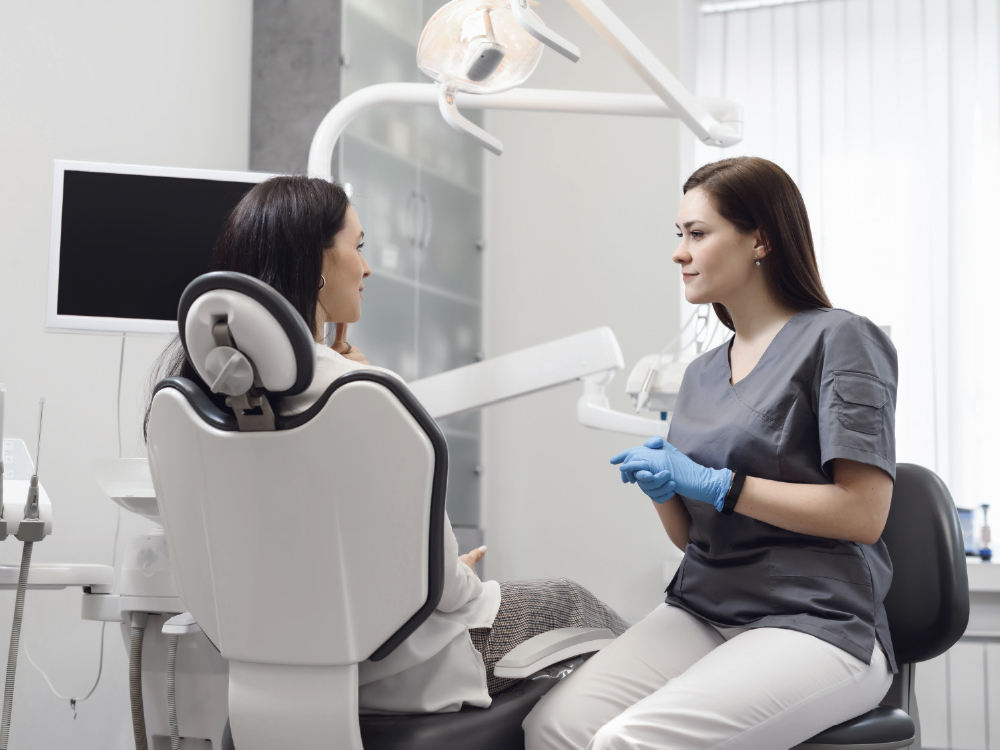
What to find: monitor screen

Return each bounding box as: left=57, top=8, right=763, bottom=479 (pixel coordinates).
left=47, top=161, right=275, bottom=334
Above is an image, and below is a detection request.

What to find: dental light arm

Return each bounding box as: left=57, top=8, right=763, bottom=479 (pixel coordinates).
left=510, top=0, right=581, bottom=62
left=401, top=0, right=741, bottom=157
left=438, top=87, right=504, bottom=155
left=564, top=0, right=738, bottom=146
left=310, top=0, right=742, bottom=174
left=409, top=328, right=623, bottom=419
left=308, top=84, right=741, bottom=178
left=407, top=327, right=674, bottom=437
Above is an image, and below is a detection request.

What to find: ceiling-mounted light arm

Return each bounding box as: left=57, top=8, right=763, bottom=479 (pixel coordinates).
left=510, top=0, right=582, bottom=63
left=564, top=0, right=740, bottom=147
left=307, top=83, right=742, bottom=179
left=439, top=85, right=504, bottom=155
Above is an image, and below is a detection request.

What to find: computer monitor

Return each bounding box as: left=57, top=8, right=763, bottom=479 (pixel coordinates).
left=47, top=160, right=276, bottom=334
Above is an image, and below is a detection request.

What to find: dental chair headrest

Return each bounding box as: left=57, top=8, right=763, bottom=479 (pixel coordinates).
left=178, top=272, right=315, bottom=398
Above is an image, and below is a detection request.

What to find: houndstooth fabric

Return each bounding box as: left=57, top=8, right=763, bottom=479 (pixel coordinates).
left=469, top=578, right=630, bottom=696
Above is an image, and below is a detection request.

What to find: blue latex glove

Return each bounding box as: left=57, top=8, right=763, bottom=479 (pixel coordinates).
left=610, top=436, right=733, bottom=511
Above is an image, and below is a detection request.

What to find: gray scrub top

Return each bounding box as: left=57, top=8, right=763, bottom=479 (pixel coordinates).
left=665, top=307, right=898, bottom=671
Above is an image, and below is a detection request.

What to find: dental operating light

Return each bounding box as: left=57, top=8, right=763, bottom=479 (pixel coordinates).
left=417, top=1, right=548, bottom=93
left=418, top=0, right=581, bottom=154
left=310, top=0, right=742, bottom=171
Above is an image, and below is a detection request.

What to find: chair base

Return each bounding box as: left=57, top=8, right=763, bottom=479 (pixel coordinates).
left=228, top=661, right=362, bottom=750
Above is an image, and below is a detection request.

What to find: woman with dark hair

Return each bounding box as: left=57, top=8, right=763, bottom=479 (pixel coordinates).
left=524, top=157, right=898, bottom=750
left=146, top=175, right=628, bottom=715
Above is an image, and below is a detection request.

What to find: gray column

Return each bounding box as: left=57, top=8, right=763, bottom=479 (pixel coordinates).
left=250, top=0, right=342, bottom=175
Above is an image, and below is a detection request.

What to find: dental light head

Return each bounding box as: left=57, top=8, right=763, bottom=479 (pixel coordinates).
left=417, top=0, right=581, bottom=156
left=418, top=0, right=545, bottom=95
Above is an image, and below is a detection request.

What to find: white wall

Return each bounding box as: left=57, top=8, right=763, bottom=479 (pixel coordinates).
left=482, top=0, right=685, bottom=624
left=0, top=3, right=252, bottom=747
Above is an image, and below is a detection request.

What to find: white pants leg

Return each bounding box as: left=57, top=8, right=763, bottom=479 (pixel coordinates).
left=523, top=604, right=892, bottom=750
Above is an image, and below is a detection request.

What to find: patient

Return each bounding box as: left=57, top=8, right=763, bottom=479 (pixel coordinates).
left=144, top=175, right=628, bottom=714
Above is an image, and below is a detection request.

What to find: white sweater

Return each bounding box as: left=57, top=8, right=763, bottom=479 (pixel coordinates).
left=281, top=344, right=501, bottom=713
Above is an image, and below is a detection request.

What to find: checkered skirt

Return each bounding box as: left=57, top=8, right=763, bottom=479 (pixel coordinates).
left=469, top=578, right=630, bottom=696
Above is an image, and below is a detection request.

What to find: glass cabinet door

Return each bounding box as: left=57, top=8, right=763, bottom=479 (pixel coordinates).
left=342, top=0, right=484, bottom=531
left=416, top=169, right=482, bottom=301
left=342, top=2, right=424, bottom=160
left=343, top=136, right=419, bottom=282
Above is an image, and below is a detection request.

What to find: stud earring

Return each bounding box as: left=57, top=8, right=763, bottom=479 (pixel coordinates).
left=319, top=275, right=326, bottom=290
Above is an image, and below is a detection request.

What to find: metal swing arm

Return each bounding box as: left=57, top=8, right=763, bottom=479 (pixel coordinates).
left=308, top=0, right=742, bottom=176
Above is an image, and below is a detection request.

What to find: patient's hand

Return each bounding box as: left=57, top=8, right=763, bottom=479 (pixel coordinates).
left=459, top=546, right=486, bottom=571
left=332, top=323, right=369, bottom=364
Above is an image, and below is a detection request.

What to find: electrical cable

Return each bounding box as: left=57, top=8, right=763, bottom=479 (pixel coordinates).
left=21, top=332, right=126, bottom=715
left=166, top=634, right=179, bottom=750
left=117, top=332, right=125, bottom=459
left=22, top=498, right=118, bottom=712
left=129, top=613, right=149, bottom=750
left=0, top=540, right=32, bottom=750
left=658, top=304, right=703, bottom=359
left=22, top=624, right=106, bottom=710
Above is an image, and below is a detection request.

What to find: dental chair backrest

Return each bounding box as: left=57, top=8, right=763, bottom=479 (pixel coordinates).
left=146, top=272, right=447, bottom=749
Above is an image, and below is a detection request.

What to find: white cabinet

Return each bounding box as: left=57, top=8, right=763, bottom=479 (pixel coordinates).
left=916, top=560, right=1000, bottom=749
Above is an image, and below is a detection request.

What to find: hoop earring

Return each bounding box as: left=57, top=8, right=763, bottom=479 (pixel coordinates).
left=319, top=275, right=326, bottom=290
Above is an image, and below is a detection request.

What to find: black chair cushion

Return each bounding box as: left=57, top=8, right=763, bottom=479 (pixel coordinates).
left=802, top=705, right=914, bottom=746
left=881, top=463, right=969, bottom=664
left=360, top=671, right=561, bottom=750
left=222, top=659, right=585, bottom=750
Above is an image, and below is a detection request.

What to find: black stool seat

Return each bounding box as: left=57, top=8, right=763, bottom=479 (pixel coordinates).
left=360, top=672, right=561, bottom=750
left=800, top=706, right=915, bottom=748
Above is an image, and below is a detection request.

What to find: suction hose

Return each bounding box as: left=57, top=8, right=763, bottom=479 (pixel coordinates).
left=167, top=634, right=179, bottom=750
left=129, top=612, right=149, bottom=750
left=0, top=541, right=33, bottom=750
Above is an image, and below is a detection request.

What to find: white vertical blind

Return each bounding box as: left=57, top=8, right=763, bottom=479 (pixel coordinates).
left=693, top=0, right=1000, bottom=505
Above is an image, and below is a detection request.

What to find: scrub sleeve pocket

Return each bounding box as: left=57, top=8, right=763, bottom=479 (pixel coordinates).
left=816, top=316, right=898, bottom=479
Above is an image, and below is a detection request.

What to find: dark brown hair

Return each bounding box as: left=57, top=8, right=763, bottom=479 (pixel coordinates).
left=683, top=156, right=831, bottom=330
left=143, top=175, right=351, bottom=439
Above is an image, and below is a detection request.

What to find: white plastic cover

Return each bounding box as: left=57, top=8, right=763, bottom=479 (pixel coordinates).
left=185, top=290, right=299, bottom=394
left=147, top=380, right=436, bottom=665
left=625, top=354, right=691, bottom=414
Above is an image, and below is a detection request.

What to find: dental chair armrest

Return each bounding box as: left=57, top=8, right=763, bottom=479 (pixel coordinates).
left=492, top=627, right=614, bottom=679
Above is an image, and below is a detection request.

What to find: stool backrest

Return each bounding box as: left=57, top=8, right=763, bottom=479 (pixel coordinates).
left=881, top=463, right=969, bottom=664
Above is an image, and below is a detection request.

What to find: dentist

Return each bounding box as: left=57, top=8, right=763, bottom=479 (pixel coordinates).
left=524, top=156, right=898, bottom=750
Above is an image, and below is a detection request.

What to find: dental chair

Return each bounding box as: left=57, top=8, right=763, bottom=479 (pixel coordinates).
left=146, top=272, right=603, bottom=750
left=794, top=463, right=970, bottom=750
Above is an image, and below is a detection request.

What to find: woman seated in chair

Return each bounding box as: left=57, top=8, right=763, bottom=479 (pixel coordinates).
left=145, top=175, right=628, bottom=715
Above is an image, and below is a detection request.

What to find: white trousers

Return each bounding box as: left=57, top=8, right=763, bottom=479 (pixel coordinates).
left=522, top=603, right=892, bottom=750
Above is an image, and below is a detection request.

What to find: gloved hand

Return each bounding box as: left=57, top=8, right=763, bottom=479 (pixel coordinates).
left=610, top=436, right=733, bottom=511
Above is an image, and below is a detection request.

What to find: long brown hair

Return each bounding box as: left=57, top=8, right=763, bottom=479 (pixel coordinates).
left=683, top=157, right=831, bottom=330
left=143, top=176, right=352, bottom=440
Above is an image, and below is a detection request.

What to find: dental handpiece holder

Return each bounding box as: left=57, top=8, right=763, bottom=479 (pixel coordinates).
left=0, top=439, right=54, bottom=543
